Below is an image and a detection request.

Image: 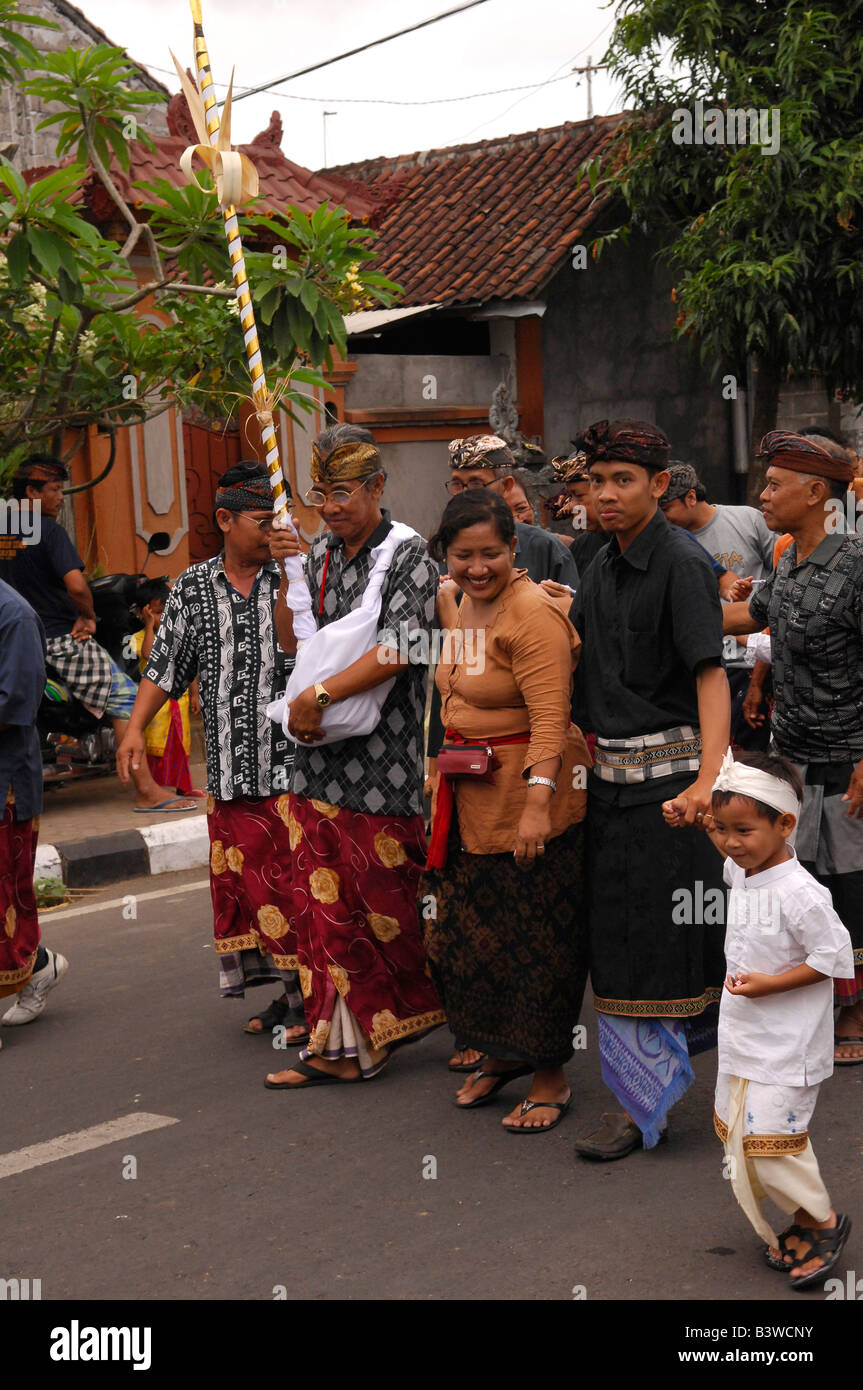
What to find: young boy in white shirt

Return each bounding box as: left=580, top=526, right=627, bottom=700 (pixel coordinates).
left=705, top=748, right=855, bottom=1290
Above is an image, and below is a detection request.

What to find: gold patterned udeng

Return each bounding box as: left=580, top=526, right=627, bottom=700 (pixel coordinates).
left=257, top=904, right=288, bottom=938
left=367, top=912, right=401, bottom=943
left=225, top=846, right=244, bottom=874
left=210, top=840, right=227, bottom=874
left=373, top=833, right=407, bottom=869
left=309, top=868, right=340, bottom=903
left=310, top=440, right=381, bottom=485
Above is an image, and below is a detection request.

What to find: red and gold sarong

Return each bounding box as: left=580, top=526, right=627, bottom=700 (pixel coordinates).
left=208, top=794, right=299, bottom=997
left=0, top=796, right=40, bottom=1000
left=289, top=794, right=444, bottom=1076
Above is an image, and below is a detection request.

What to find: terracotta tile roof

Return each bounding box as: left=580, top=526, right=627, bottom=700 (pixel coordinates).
left=24, top=101, right=379, bottom=225
left=325, top=115, right=623, bottom=306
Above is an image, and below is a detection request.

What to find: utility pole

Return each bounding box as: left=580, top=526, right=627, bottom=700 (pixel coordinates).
left=322, top=110, right=337, bottom=167
left=571, top=56, right=609, bottom=119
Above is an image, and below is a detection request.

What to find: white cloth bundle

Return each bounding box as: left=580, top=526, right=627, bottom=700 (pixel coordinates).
left=273, top=511, right=317, bottom=642
left=267, top=520, right=419, bottom=746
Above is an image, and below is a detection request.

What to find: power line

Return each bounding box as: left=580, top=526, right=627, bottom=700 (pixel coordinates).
left=458, top=17, right=614, bottom=139
left=225, top=0, right=494, bottom=106
left=145, top=63, right=575, bottom=107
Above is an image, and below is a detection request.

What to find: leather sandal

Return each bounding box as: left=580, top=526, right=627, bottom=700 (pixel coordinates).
left=763, top=1224, right=806, bottom=1271
left=788, top=1214, right=852, bottom=1290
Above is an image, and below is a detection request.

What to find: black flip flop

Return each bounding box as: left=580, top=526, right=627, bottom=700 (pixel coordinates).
left=505, top=1094, right=572, bottom=1135
left=264, top=1058, right=362, bottom=1090
left=789, top=1213, right=852, bottom=1290
left=454, top=1063, right=533, bottom=1110
left=448, top=1051, right=487, bottom=1074
left=834, top=1034, right=863, bottom=1066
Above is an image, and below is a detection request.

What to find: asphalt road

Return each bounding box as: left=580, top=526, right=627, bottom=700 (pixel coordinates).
left=2, top=869, right=861, bottom=1303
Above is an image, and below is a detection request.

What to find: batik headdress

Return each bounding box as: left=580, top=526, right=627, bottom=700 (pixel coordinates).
left=551, top=449, right=588, bottom=482
left=309, top=440, right=382, bottom=486
left=448, top=435, right=515, bottom=471
left=572, top=419, right=671, bottom=471
left=757, top=431, right=855, bottom=484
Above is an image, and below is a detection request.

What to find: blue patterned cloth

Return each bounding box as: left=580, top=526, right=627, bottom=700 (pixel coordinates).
left=598, top=1013, right=697, bottom=1148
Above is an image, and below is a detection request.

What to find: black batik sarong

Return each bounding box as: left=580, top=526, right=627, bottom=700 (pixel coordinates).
left=586, top=790, right=726, bottom=1017
left=421, top=814, right=587, bottom=1069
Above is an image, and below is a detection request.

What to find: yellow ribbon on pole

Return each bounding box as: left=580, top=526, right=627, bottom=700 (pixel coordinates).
left=173, top=0, right=289, bottom=515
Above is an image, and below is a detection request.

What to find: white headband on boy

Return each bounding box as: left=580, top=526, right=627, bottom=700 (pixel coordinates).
left=712, top=748, right=800, bottom=820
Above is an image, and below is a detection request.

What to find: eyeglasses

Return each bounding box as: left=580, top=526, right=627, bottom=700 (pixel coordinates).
left=303, top=484, right=367, bottom=508
left=243, top=514, right=277, bottom=532
left=446, top=477, right=499, bottom=495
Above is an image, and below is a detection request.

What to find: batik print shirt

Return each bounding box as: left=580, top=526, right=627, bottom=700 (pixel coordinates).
left=144, top=556, right=294, bottom=801
left=749, top=534, right=863, bottom=763
left=290, top=510, right=437, bottom=817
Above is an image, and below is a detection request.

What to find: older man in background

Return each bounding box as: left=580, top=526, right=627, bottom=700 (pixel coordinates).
left=722, top=430, right=863, bottom=1066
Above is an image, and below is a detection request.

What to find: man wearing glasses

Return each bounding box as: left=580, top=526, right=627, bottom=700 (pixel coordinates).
left=263, top=423, right=444, bottom=1089
left=117, top=461, right=306, bottom=1041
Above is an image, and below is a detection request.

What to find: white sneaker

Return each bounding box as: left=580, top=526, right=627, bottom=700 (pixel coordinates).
left=2, top=949, right=69, bottom=1025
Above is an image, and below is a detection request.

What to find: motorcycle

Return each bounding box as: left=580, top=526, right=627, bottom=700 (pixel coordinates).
left=39, top=532, right=171, bottom=787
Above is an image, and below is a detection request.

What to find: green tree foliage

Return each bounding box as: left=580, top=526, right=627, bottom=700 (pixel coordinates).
left=584, top=0, right=863, bottom=497
left=0, top=23, right=398, bottom=480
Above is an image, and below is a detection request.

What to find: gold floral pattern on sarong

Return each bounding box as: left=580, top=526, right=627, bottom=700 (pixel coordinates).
left=328, top=964, right=350, bottom=996
left=206, top=794, right=215, bottom=815
left=373, top=833, right=406, bottom=868
left=257, top=904, right=288, bottom=938
left=299, top=964, right=313, bottom=998
left=309, top=868, right=340, bottom=903
left=367, top=912, right=401, bottom=943
left=275, top=794, right=291, bottom=827
left=210, top=839, right=227, bottom=874
left=287, top=812, right=302, bottom=852
left=4, top=904, right=16, bottom=939
left=309, top=799, right=339, bottom=818
left=310, top=1019, right=330, bottom=1048
left=225, top=846, right=244, bottom=873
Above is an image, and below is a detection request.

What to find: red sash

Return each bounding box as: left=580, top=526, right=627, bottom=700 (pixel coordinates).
left=425, top=728, right=531, bottom=870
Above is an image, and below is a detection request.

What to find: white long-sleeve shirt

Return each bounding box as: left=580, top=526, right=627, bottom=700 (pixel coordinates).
left=718, top=851, right=854, bottom=1086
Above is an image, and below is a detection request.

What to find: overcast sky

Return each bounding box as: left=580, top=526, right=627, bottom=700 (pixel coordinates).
left=79, top=0, right=625, bottom=170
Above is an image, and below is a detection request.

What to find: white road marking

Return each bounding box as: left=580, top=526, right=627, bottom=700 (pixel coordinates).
left=0, top=1113, right=180, bottom=1181
left=46, top=878, right=210, bottom=922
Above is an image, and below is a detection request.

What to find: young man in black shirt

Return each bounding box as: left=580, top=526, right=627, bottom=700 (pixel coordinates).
left=570, top=420, right=730, bottom=1160
left=0, top=456, right=194, bottom=813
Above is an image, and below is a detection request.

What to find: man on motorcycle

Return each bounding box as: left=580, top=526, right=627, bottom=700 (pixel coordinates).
left=0, top=455, right=195, bottom=812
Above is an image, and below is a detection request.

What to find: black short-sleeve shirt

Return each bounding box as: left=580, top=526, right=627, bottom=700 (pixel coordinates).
left=0, top=515, right=82, bottom=638
left=572, top=508, right=723, bottom=804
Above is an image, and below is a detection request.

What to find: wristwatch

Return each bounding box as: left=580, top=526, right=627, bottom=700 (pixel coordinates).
left=314, top=682, right=332, bottom=708
left=527, top=776, right=557, bottom=793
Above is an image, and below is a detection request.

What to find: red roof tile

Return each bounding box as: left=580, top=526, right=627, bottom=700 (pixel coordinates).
left=326, top=116, right=621, bottom=306
left=24, top=98, right=378, bottom=227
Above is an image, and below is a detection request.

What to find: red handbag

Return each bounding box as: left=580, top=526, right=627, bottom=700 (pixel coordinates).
left=436, top=744, right=497, bottom=778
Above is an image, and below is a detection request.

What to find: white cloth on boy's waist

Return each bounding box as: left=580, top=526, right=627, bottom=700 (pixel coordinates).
left=718, top=851, right=854, bottom=1087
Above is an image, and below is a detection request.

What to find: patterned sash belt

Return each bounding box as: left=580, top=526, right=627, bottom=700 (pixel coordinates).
left=593, top=724, right=702, bottom=785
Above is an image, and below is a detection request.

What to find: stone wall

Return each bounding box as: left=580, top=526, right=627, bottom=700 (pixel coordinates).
left=540, top=232, right=734, bottom=502
left=1, top=0, right=168, bottom=169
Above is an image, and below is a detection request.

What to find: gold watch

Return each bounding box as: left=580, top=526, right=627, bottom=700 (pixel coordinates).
left=314, top=682, right=332, bottom=707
